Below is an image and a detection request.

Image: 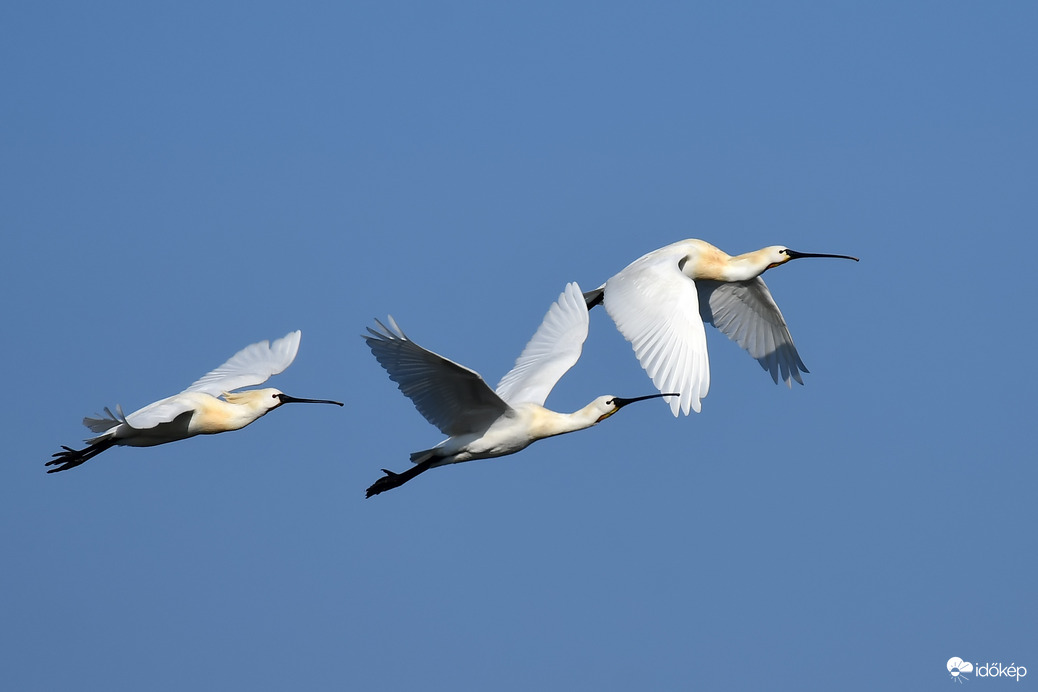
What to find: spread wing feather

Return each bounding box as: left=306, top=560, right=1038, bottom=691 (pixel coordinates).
left=184, top=330, right=301, bottom=396
left=603, top=250, right=709, bottom=415
left=364, top=317, right=508, bottom=437
left=697, top=278, right=808, bottom=386
left=494, top=282, right=589, bottom=407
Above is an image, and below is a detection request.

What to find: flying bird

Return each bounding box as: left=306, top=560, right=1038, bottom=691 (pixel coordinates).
left=364, top=282, right=676, bottom=497
left=47, top=331, right=343, bottom=473
left=582, top=239, right=858, bottom=416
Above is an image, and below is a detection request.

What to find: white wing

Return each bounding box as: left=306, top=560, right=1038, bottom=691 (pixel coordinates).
left=697, top=278, right=808, bottom=386
left=364, top=317, right=509, bottom=437
left=494, top=282, right=589, bottom=406
left=603, top=250, right=709, bottom=416
left=122, top=395, right=198, bottom=430
left=184, top=330, right=301, bottom=396
left=82, top=397, right=196, bottom=440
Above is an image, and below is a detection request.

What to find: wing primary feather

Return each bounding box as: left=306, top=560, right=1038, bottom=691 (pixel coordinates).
left=184, top=330, right=302, bottom=396
left=494, top=282, right=589, bottom=407
left=365, top=316, right=509, bottom=437
left=602, top=249, right=708, bottom=416
left=700, top=278, right=810, bottom=389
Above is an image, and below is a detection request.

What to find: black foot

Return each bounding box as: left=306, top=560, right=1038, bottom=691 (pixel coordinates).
left=46, top=439, right=115, bottom=473
left=366, top=469, right=403, bottom=498
left=46, top=447, right=91, bottom=473
left=365, top=460, right=435, bottom=498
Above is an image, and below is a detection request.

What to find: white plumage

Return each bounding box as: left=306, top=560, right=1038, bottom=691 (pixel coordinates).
left=364, top=282, right=675, bottom=497
left=48, top=331, right=343, bottom=473
left=584, top=239, right=858, bottom=415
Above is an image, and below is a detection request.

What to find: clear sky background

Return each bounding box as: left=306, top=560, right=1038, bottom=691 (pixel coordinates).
left=3, top=2, right=1035, bottom=690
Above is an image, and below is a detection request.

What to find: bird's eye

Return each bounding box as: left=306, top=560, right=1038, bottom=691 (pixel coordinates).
left=779, top=248, right=787, bottom=254
left=606, top=398, right=615, bottom=406
left=272, top=393, right=278, bottom=399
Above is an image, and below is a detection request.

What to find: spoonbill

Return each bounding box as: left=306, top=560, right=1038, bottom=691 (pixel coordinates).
left=364, top=282, right=676, bottom=497
left=582, top=239, right=858, bottom=416
left=47, top=331, right=343, bottom=473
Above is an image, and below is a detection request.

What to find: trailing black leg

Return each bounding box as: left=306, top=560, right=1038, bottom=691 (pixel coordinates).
left=365, top=458, right=436, bottom=498
left=583, top=287, right=604, bottom=309
left=46, top=439, right=116, bottom=473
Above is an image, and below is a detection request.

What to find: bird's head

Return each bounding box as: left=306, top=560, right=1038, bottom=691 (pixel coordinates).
left=764, top=246, right=860, bottom=272
left=223, top=388, right=344, bottom=413
left=592, top=393, right=679, bottom=423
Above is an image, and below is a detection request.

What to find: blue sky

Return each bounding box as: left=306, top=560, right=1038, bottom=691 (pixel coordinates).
left=3, top=2, right=1036, bottom=690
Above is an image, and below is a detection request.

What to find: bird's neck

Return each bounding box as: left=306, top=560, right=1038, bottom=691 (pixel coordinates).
left=529, top=404, right=602, bottom=439
left=678, top=240, right=768, bottom=282
left=721, top=249, right=773, bottom=282
left=227, top=404, right=270, bottom=430
left=192, top=396, right=270, bottom=434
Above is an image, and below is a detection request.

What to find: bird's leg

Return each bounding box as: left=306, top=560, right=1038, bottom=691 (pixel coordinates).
left=45, top=439, right=116, bottom=473
left=365, top=459, right=436, bottom=498
left=582, top=287, right=605, bottom=309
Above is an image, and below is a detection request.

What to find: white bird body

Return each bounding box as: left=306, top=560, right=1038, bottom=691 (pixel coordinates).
left=585, top=239, right=858, bottom=416
left=83, top=389, right=285, bottom=446
left=364, top=282, right=674, bottom=496
left=414, top=398, right=626, bottom=466
left=48, top=331, right=343, bottom=472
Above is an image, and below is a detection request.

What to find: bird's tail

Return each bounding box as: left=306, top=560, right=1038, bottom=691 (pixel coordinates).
left=408, top=449, right=436, bottom=464
left=46, top=438, right=117, bottom=473
left=83, top=405, right=127, bottom=435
